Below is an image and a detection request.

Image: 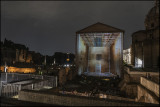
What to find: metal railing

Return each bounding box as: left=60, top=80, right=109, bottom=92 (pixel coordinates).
left=1, top=83, right=21, bottom=97
left=0, top=74, right=57, bottom=98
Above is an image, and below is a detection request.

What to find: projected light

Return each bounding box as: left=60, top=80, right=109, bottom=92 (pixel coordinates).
left=135, top=57, right=143, bottom=68
left=138, top=58, right=142, bottom=65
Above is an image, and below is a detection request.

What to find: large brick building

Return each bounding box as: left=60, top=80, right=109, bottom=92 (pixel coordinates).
left=131, top=1, right=159, bottom=71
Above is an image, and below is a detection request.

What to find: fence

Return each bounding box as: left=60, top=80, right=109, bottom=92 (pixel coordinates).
left=1, top=83, right=21, bottom=98
left=1, top=73, right=32, bottom=83
left=0, top=75, right=57, bottom=98
left=22, top=79, right=57, bottom=90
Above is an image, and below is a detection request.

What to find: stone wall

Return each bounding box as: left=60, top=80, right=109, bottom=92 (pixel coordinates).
left=18, top=90, right=157, bottom=106
left=59, top=90, right=135, bottom=102
left=125, top=84, right=137, bottom=98
left=121, top=66, right=159, bottom=104
left=140, top=77, right=159, bottom=97
left=21, top=80, right=56, bottom=90
left=136, top=85, right=159, bottom=104
left=123, top=66, right=159, bottom=83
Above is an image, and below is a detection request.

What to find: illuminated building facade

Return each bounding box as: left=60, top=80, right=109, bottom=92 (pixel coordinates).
left=131, top=1, right=159, bottom=71
left=123, top=48, right=131, bottom=64
left=76, top=22, right=124, bottom=77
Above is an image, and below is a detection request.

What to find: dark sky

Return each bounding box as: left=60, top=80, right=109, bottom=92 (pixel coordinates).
left=1, top=1, right=154, bottom=56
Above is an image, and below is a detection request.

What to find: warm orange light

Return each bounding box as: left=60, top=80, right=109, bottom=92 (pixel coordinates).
left=66, top=58, right=70, bottom=62
left=103, top=78, right=110, bottom=81
left=0, top=66, right=35, bottom=73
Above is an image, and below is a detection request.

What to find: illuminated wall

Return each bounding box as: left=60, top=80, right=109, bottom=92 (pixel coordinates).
left=110, top=33, right=123, bottom=77
left=76, top=33, right=123, bottom=77
left=76, top=34, right=87, bottom=75
left=88, top=47, right=108, bottom=73
left=0, top=66, right=35, bottom=73
left=123, top=48, right=131, bottom=64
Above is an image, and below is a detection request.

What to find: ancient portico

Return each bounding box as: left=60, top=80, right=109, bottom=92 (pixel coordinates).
left=76, top=22, right=124, bottom=77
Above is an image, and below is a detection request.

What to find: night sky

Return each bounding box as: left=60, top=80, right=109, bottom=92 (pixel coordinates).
left=1, top=1, right=154, bottom=56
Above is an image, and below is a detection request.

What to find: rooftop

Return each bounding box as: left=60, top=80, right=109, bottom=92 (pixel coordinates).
left=76, top=22, right=124, bottom=34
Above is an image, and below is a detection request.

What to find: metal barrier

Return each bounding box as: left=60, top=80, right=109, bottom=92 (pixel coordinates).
left=1, top=73, right=32, bottom=83
left=1, top=83, right=21, bottom=97
left=0, top=74, right=57, bottom=97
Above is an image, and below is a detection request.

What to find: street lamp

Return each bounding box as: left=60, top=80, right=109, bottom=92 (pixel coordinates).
left=4, top=61, right=8, bottom=83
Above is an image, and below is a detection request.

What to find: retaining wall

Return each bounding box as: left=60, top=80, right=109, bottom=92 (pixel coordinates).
left=18, top=90, right=157, bottom=106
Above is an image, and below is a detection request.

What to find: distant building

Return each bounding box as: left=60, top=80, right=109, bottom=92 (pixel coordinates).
left=131, top=1, right=159, bottom=71
left=1, top=46, right=16, bottom=66
left=76, top=22, right=124, bottom=77
left=123, top=48, right=131, bottom=64
left=0, top=39, right=35, bottom=73
left=1, top=39, right=32, bottom=65
left=15, top=49, right=32, bottom=63
left=53, top=52, right=75, bottom=66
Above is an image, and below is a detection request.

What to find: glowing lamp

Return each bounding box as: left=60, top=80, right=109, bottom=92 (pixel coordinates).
left=66, top=58, right=70, bottom=62
left=103, top=79, right=110, bottom=81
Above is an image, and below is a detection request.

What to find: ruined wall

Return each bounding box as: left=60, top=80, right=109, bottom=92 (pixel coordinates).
left=18, top=90, right=153, bottom=106
left=125, top=84, right=137, bottom=98
left=26, top=54, right=32, bottom=63
left=18, top=49, right=27, bottom=62
left=123, top=66, right=159, bottom=83
left=136, top=85, right=159, bottom=104
left=122, top=66, right=159, bottom=104
left=140, top=77, right=159, bottom=97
